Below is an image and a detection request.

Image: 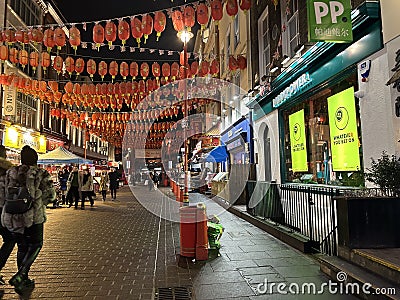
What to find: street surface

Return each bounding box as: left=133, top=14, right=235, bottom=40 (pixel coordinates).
left=0, top=186, right=356, bottom=299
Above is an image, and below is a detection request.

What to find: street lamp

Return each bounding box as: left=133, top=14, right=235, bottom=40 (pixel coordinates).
left=178, top=29, right=193, bottom=205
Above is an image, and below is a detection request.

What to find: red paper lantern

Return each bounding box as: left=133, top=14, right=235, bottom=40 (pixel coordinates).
left=152, top=62, right=161, bottom=80
left=118, top=19, right=130, bottom=46
left=140, top=62, right=150, bottom=79
left=109, top=61, right=118, bottom=80
left=54, top=27, right=66, bottom=50
left=53, top=56, right=63, bottom=74
left=65, top=56, right=75, bottom=76
left=237, top=55, right=247, bottom=70
left=87, top=59, right=97, bottom=78
left=41, top=51, right=51, bottom=71
left=75, top=58, right=85, bottom=75
left=141, top=14, right=153, bottom=44
left=154, top=11, right=166, bottom=41
left=19, top=49, right=28, bottom=68
left=15, top=30, right=28, bottom=45
left=184, top=6, right=195, bottom=31
left=105, top=21, right=117, bottom=48
left=28, top=28, right=43, bottom=44
left=64, top=81, right=73, bottom=94
left=190, top=61, right=199, bottom=76
left=4, top=29, right=15, bottom=45
left=171, top=62, right=179, bottom=80
left=131, top=17, right=143, bottom=47
left=172, top=10, right=184, bottom=32
left=69, top=26, right=81, bottom=52
left=98, top=61, right=108, bottom=80
left=0, top=46, right=8, bottom=62
left=197, top=3, right=209, bottom=31
left=210, top=59, right=220, bottom=76
left=226, top=0, right=239, bottom=17
left=240, top=0, right=252, bottom=13
left=162, top=63, right=170, bottom=80
left=29, top=51, right=39, bottom=72
left=120, top=61, right=129, bottom=80
left=228, top=55, right=239, bottom=71
left=93, top=23, right=105, bottom=50
left=211, top=0, right=223, bottom=23
left=200, top=61, right=210, bottom=76
left=9, top=48, right=18, bottom=64
left=130, top=62, right=139, bottom=79
left=43, top=29, right=55, bottom=52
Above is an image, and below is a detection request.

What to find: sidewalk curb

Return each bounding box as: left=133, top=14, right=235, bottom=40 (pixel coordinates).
left=212, top=196, right=317, bottom=254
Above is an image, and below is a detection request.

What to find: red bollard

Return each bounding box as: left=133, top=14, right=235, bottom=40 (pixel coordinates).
left=196, top=204, right=209, bottom=260
left=180, top=206, right=197, bottom=258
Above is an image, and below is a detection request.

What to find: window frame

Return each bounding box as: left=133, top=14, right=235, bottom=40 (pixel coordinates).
left=258, top=6, right=270, bottom=79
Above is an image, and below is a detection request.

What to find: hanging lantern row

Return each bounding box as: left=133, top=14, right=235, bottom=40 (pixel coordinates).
left=228, top=55, right=247, bottom=71
left=0, top=45, right=233, bottom=80
left=0, top=0, right=251, bottom=52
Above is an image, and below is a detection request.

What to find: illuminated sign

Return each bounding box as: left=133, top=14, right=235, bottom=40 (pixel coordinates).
left=289, top=109, right=308, bottom=172
left=273, top=73, right=312, bottom=108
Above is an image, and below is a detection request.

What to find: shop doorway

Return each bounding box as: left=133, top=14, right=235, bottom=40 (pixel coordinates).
left=263, top=125, right=272, bottom=182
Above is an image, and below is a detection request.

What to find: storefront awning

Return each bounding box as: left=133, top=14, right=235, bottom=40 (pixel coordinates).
left=38, top=146, right=93, bottom=165
left=202, top=146, right=228, bottom=163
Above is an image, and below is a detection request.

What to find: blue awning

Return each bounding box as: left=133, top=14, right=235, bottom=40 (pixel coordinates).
left=202, top=146, right=228, bottom=163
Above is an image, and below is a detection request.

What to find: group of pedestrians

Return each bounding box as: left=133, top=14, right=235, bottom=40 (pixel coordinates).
left=0, top=145, right=56, bottom=294
left=58, top=167, right=120, bottom=209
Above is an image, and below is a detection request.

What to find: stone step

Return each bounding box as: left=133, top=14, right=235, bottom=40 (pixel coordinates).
left=338, top=247, right=400, bottom=286
left=318, top=255, right=400, bottom=300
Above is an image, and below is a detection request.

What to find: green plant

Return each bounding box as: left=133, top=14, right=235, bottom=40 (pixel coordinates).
left=365, top=151, right=400, bottom=193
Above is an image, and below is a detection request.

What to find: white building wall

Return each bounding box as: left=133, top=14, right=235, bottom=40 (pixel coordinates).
left=253, top=109, right=281, bottom=183
left=358, top=47, right=397, bottom=176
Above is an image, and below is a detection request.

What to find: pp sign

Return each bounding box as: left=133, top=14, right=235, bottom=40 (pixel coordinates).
left=307, top=0, right=353, bottom=42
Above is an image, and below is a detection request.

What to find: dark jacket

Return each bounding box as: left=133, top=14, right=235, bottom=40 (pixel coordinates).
left=1, top=165, right=56, bottom=233
left=59, top=171, right=69, bottom=191
left=108, top=171, right=119, bottom=189
left=0, top=157, right=13, bottom=208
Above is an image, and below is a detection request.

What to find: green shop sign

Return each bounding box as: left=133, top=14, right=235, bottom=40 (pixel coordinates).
left=328, top=87, right=360, bottom=171
left=273, top=73, right=312, bottom=108
left=289, top=109, right=308, bottom=172
left=307, top=0, right=353, bottom=42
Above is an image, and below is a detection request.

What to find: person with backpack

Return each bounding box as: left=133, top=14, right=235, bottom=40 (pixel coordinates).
left=2, top=145, right=55, bottom=294
left=0, top=145, right=15, bottom=285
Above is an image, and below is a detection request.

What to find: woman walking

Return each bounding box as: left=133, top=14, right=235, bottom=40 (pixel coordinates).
left=99, top=171, right=109, bottom=201
left=108, top=168, right=119, bottom=200
left=80, top=168, right=94, bottom=209
left=2, top=145, right=55, bottom=294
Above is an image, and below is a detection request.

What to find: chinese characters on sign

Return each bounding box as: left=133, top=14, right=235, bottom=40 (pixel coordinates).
left=307, top=0, right=353, bottom=42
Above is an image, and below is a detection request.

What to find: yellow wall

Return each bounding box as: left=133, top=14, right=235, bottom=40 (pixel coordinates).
left=380, top=0, right=400, bottom=44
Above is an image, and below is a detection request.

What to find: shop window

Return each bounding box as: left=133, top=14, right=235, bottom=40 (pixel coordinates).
left=258, top=6, right=270, bottom=79
left=281, top=0, right=300, bottom=58
left=282, top=73, right=364, bottom=187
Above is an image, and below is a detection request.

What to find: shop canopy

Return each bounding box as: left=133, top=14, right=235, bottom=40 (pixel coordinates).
left=38, top=146, right=93, bottom=165
left=202, top=146, right=228, bottom=163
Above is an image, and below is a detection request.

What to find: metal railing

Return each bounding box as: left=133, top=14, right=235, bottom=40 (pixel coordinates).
left=248, top=182, right=344, bottom=256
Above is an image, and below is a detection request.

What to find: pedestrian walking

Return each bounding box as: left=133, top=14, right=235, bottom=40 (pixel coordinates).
left=67, top=166, right=81, bottom=208
left=80, top=168, right=94, bottom=209
left=2, top=145, right=55, bottom=294
left=148, top=172, right=154, bottom=191
left=99, top=171, right=109, bottom=201
left=59, top=168, right=69, bottom=205
left=0, top=145, right=15, bottom=285
left=108, top=168, right=119, bottom=200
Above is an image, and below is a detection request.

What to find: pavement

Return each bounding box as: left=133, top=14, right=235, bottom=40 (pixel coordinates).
left=0, top=185, right=357, bottom=299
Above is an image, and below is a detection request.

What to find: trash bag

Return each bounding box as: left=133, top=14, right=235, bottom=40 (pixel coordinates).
left=207, top=215, right=224, bottom=250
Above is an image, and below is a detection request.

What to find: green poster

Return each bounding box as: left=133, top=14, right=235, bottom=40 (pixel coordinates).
left=307, top=0, right=353, bottom=42
left=328, top=87, right=360, bottom=171
left=289, top=109, right=308, bottom=172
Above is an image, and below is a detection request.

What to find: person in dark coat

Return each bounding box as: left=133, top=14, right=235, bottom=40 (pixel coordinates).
left=0, top=145, right=14, bottom=285
left=2, top=145, right=55, bottom=293
left=58, top=168, right=69, bottom=205
left=66, top=166, right=81, bottom=208
left=108, top=168, right=119, bottom=200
